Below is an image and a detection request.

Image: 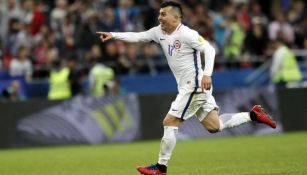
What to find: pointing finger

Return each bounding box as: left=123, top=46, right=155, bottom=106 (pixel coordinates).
left=96, top=32, right=104, bottom=35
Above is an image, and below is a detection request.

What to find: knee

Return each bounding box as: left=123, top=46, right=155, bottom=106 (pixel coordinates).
left=200, top=110, right=220, bottom=133
left=163, top=115, right=181, bottom=126
left=202, top=122, right=220, bottom=133
left=163, top=117, right=175, bottom=126
left=207, top=127, right=219, bottom=133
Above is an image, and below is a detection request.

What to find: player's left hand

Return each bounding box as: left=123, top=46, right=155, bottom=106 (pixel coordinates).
left=201, top=75, right=211, bottom=92
left=96, top=32, right=113, bottom=42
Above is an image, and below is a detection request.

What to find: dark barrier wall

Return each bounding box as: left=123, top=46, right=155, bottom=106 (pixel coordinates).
left=2, top=87, right=304, bottom=148
left=0, top=100, right=60, bottom=148
left=138, top=94, right=176, bottom=140
left=277, top=88, right=307, bottom=131
left=0, top=95, right=140, bottom=148
left=0, top=94, right=176, bottom=147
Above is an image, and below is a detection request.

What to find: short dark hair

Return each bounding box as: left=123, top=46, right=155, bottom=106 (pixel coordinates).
left=161, top=1, right=183, bottom=18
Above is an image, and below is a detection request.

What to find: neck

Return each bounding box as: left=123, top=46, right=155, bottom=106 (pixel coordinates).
left=165, top=22, right=181, bottom=35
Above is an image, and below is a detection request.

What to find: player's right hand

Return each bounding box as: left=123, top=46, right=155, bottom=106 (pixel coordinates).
left=201, top=75, right=212, bottom=92
left=96, top=32, right=113, bottom=42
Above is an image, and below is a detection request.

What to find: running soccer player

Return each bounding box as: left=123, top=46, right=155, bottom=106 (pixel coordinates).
left=97, top=1, right=276, bottom=175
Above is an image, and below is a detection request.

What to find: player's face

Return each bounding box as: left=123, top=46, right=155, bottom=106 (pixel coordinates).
left=158, top=7, right=178, bottom=33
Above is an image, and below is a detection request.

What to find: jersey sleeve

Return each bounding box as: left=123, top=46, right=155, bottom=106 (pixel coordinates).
left=186, top=30, right=216, bottom=76
left=111, top=26, right=158, bottom=43
left=186, top=30, right=207, bottom=51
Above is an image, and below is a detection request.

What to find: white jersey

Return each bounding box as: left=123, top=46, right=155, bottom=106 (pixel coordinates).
left=111, top=23, right=215, bottom=91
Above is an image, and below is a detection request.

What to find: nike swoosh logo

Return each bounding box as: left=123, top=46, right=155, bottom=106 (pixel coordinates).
left=171, top=109, right=178, bottom=111
left=160, top=38, right=165, bottom=41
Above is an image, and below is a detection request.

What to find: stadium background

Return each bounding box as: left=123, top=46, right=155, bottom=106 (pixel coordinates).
left=0, top=0, right=307, bottom=175
left=0, top=0, right=307, bottom=174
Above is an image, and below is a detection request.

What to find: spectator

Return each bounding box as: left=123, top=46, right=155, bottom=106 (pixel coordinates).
left=270, top=37, right=302, bottom=87
left=102, top=40, right=119, bottom=66
left=250, top=2, right=268, bottom=26
left=66, top=55, right=82, bottom=96
left=60, top=13, right=76, bottom=55
left=85, top=44, right=103, bottom=64
left=47, top=58, right=72, bottom=100
left=1, top=80, right=26, bottom=101
left=16, top=23, right=34, bottom=51
left=88, top=57, right=115, bottom=97
left=141, top=43, right=161, bottom=75
left=76, top=10, right=102, bottom=51
left=32, top=24, right=56, bottom=47
left=31, top=1, right=47, bottom=36
left=268, top=13, right=295, bottom=45
left=117, top=43, right=149, bottom=75
left=304, top=17, right=307, bottom=49
left=212, top=3, right=233, bottom=53
left=0, top=37, right=2, bottom=69
left=114, top=0, right=141, bottom=32
left=236, top=3, right=250, bottom=32
left=304, top=37, right=307, bottom=51
left=50, top=0, right=73, bottom=57
left=1, top=0, right=307, bottom=80
left=287, top=0, right=305, bottom=25
left=141, top=0, right=159, bottom=30
left=33, top=38, right=58, bottom=68
left=188, top=4, right=212, bottom=38
left=5, top=18, right=22, bottom=57
left=287, top=0, right=306, bottom=48
left=0, top=0, right=23, bottom=45
left=9, top=46, right=33, bottom=82
left=50, top=0, right=68, bottom=38
left=244, top=17, right=269, bottom=56
left=69, top=0, right=91, bottom=25
left=20, top=0, right=34, bottom=25
left=90, top=0, right=106, bottom=13
left=223, top=15, right=245, bottom=66
left=100, top=6, right=121, bottom=32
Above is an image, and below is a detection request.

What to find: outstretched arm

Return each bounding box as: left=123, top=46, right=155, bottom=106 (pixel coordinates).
left=97, top=27, right=158, bottom=43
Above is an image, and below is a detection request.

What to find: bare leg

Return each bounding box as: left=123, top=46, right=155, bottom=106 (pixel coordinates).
left=201, top=110, right=251, bottom=132
left=200, top=109, right=220, bottom=133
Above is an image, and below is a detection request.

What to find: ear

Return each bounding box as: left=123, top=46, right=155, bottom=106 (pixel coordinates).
left=174, top=14, right=180, bottom=22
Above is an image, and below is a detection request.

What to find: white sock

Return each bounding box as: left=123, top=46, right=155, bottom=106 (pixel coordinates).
left=219, top=112, right=251, bottom=131
left=158, top=126, right=178, bottom=166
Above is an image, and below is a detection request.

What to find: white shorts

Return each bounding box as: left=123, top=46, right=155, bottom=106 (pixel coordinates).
left=168, top=87, right=219, bottom=121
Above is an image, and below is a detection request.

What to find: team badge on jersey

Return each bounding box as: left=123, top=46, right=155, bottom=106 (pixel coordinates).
left=168, top=40, right=181, bottom=56
left=173, top=40, right=181, bottom=49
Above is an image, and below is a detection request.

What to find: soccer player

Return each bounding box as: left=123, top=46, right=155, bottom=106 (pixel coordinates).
left=97, top=1, right=276, bottom=175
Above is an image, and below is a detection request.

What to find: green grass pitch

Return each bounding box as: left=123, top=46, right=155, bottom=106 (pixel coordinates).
left=0, top=132, right=306, bottom=175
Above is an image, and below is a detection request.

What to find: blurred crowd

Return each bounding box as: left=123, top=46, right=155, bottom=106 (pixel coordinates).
left=0, top=0, right=307, bottom=80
